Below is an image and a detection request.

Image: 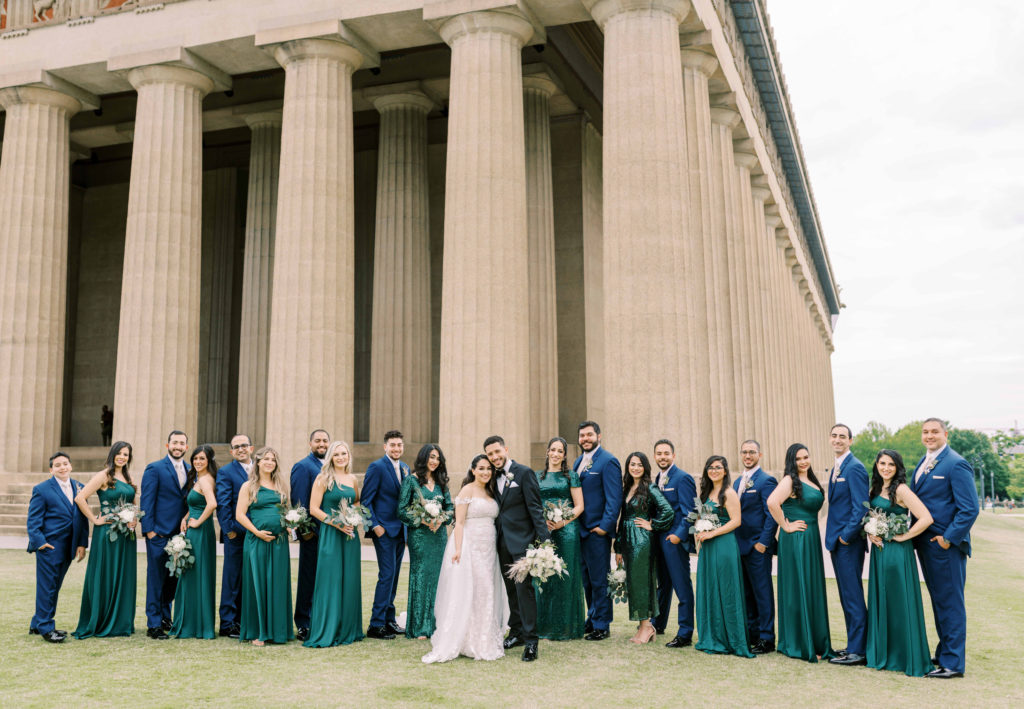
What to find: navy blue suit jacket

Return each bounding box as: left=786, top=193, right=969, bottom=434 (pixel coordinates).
left=362, top=456, right=408, bottom=539
left=216, top=460, right=250, bottom=540
left=733, top=467, right=779, bottom=555
left=26, top=477, right=89, bottom=553
left=655, top=465, right=696, bottom=553
left=289, top=453, right=323, bottom=532
left=910, top=446, right=979, bottom=556
left=573, top=446, right=622, bottom=537
left=825, top=453, right=870, bottom=552
left=140, top=457, right=189, bottom=537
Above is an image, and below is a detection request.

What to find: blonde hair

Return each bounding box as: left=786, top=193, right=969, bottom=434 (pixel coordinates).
left=316, top=441, right=352, bottom=492
left=247, top=446, right=289, bottom=504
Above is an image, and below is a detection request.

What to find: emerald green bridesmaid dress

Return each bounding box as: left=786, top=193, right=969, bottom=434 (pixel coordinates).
left=776, top=481, right=834, bottom=661
left=695, top=500, right=754, bottom=657
left=397, top=476, right=453, bottom=639
left=171, top=487, right=217, bottom=639
left=866, top=495, right=934, bottom=676
left=240, top=486, right=294, bottom=643
left=614, top=488, right=674, bottom=621
left=73, top=480, right=137, bottom=638
left=535, top=469, right=585, bottom=640
left=304, top=484, right=364, bottom=647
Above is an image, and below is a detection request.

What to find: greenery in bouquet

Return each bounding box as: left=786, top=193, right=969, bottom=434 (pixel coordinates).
left=277, top=503, right=316, bottom=539
left=164, top=533, right=195, bottom=578
left=100, top=500, right=144, bottom=542
left=405, top=495, right=452, bottom=527
left=860, top=501, right=910, bottom=542
left=505, top=540, right=567, bottom=590
left=325, top=499, right=373, bottom=538
left=543, top=499, right=575, bottom=525
left=607, top=563, right=629, bottom=604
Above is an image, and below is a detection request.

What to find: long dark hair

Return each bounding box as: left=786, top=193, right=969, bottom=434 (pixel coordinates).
left=699, top=455, right=731, bottom=507
left=102, top=441, right=135, bottom=493
left=413, top=444, right=449, bottom=495
left=461, top=454, right=497, bottom=499
left=783, top=443, right=822, bottom=500
left=622, top=451, right=652, bottom=512
left=187, top=444, right=218, bottom=491
left=540, top=437, right=570, bottom=481
left=870, top=448, right=906, bottom=506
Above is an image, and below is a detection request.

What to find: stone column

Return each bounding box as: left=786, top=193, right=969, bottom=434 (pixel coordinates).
left=748, top=173, right=774, bottom=458
left=262, top=38, right=364, bottom=467
left=236, top=112, right=282, bottom=447
left=112, top=64, right=215, bottom=465
left=523, top=74, right=559, bottom=445
left=732, top=140, right=761, bottom=446
left=764, top=205, right=785, bottom=471
left=433, top=8, right=535, bottom=470
left=581, top=119, right=605, bottom=424
left=7, top=0, right=34, bottom=28
left=368, top=90, right=433, bottom=444
left=0, top=84, right=84, bottom=471
left=584, top=0, right=693, bottom=453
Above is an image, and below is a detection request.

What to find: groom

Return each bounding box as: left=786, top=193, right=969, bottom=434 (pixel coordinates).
left=485, top=435, right=549, bottom=662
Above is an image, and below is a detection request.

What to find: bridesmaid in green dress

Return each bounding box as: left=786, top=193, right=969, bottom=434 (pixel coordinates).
left=694, top=455, right=754, bottom=658
left=768, top=443, right=834, bottom=662
left=304, top=441, right=365, bottom=648
left=73, top=442, right=138, bottom=638
left=614, top=452, right=674, bottom=644
left=864, top=449, right=935, bottom=676
left=397, top=444, right=454, bottom=639
left=236, top=446, right=293, bottom=646
left=535, top=437, right=585, bottom=640
left=171, top=445, right=218, bottom=639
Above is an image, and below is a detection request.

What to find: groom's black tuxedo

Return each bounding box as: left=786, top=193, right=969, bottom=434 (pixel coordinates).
left=496, top=460, right=549, bottom=647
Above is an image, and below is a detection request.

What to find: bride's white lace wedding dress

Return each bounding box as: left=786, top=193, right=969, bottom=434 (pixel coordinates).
left=422, top=494, right=508, bottom=663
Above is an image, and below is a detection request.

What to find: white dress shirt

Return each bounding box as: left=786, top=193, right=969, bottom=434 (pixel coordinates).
left=497, top=458, right=513, bottom=494
left=169, top=455, right=186, bottom=488
left=739, top=465, right=760, bottom=492
left=832, top=451, right=851, bottom=483
left=576, top=445, right=601, bottom=474
left=916, top=444, right=947, bottom=483
left=56, top=477, right=74, bottom=505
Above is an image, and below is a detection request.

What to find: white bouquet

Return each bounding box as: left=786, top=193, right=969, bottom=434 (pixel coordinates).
left=543, top=499, right=575, bottom=524
left=100, top=500, right=145, bottom=542
left=277, top=503, right=316, bottom=539
left=405, top=495, right=451, bottom=527
left=504, top=540, right=568, bottom=591
left=607, top=563, right=628, bottom=604
left=164, top=533, right=195, bottom=578
left=860, top=502, right=909, bottom=542
left=326, top=500, right=373, bottom=538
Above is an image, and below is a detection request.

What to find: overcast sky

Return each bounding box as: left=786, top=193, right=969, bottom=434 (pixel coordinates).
left=764, top=0, right=1024, bottom=434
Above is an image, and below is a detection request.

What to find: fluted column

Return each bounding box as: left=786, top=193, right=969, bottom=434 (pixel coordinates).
left=7, top=1, right=34, bottom=28
left=112, top=65, right=213, bottom=464
left=0, top=85, right=82, bottom=471
left=523, top=74, right=559, bottom=444
left=236, top=112, right=282, bottom=447
left=263, top=38, right=363, bottom=466
left=748, top=173, right=774, bottom=458
left=732, top=140, right=761, bottom=446
left=368, top=91, right=433, bottom=444
left=764, top=205, right=785, bottom=471
left=585, top=0, right=693, bottom=454
left=435, top=9, right=535, bottom=470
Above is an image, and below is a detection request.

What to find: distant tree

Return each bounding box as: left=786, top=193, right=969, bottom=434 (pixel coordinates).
left=888, top=421, right=927, bottom=469
left=1006, top=456, right=1024, bottom=502
left=851, top=421, right=891, bottom=463
left=948, top=427, right=1009, bottom=499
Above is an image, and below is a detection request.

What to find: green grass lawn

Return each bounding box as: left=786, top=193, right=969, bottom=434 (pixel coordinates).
left=2, top=513, right=1023, bottom=708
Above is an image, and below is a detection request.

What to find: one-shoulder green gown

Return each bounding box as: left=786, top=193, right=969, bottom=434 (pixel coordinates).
left=695, top=500, right=754, bottom=657
left=240, top=487, right=293, bottom=643
left=614, top=488, right=674, bottom=621
left=397, top=477, right=453, bottom=639
left=171, top=487, right=217, bottom=639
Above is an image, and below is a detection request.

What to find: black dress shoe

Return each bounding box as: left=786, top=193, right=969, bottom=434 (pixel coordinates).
left=654, top=628, right=665, bottom=635
left=584, top=629, right=610, bottom=641
left=503, top=635, right=525, bottom=650
left=229, top=624, right=241, bottom=639
left=926, top=666, right=963, bottom=679
left=665, top=636, right=692, bottom=648
left=751, top=640, right=775, bottom=654
left=296, top=627, right=310, bottom=642
left=584, top=622, right=594, bottom=635
left=161, top=619, right=173, bottom=632
left=219, top=626, right=233, bottom=637
left=42, top=630, right=65, bottom=643
left=930, top=656, right=939, bottom=665
left=366, top=626, right=396, bottom=639
left=385, top=621, right=405, bottom=636
left=146, top=627, right=169, bottom=640
left=522, top=644, right=538, bottom=662
left=29, top=628, right=40, bottom=635
left=829, top=652, right=866, bottom=666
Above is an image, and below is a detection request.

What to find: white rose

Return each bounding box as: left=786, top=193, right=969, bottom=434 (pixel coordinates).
left=695, top=519, right=715, bottom=533
left=424, top=500, right=441, bottom=516
left=551, top=509, right=563, bottom=522
left=285, top=510, right=301, bottom=523
left=118, top=509, right=135, bottom=523
left=612, top=568, right=627, bottom=583
left=864, top=518, right=879, bottom=536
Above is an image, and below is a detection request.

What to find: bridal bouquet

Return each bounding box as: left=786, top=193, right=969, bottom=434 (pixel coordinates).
left=325, top=500, right=373, bottom=538
left=277, top=503, right=316, bottom=540
left=100, top=500, right=144, bottom=542
left=607, top=564, right=628, bottom=604
left=505, top=540, right=567, bottom=590
left=685, top=497, right=722, bottom=550
left=405, top=495, right=451, bottom=527
left=860, top=501, right=910, bottom=542
left=543, top=500, right=575, bottom=525
left=164, top=533, right=195, bottom=578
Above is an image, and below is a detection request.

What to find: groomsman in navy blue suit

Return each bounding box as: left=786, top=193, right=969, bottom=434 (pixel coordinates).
left=290, top=428, right=329, bottom=641
left=140, top=430, right=190, bottom=639
left=651, top=439, right=696, bottom=647
left=733, top=440, right=778, bottom=653
left=363, top=429, right=409, bottom=639
left=26, top=452, right=89, bottom=643
left=911, top=417, right=979, bottom=679
left=825, top=423, right=870, bottom=666
left=573, top=421, right=622, bottom=641
left=216, top=432, right=254, bottom=638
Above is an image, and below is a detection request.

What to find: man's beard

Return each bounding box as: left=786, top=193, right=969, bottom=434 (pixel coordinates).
left=580, top=441, right=595, bottom=452
left=169, top=450, right=184, bottom=460
left=314, top=450, right=326, bottom=459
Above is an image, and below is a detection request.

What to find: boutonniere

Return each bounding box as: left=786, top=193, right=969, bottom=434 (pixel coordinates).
left=744, top=478, right=755, bottom=491
left=923, top=459, right=937, bottom=476
left=505, top=470, right=515, bottom=483
left=583, top=462, right=593, bottom=473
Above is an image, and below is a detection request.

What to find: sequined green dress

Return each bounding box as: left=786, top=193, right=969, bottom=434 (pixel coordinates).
left=397, top=476, right=453, bottom=639
left=776, top=481, right=834, bottom=661
left=73, top=480, right=137, bottom=638
left=866, top=495, right=933, bottom=676
left=240, top=486, right=293, bottom=643
left=614, top=487, right=674, bottom=621
left=305, top=484, right=364, bottom=647
left=171, top=487, right=217, bottom=639
left=695, top=500, right=754, bottom=657
left=535, top=469, right=585, bottom=640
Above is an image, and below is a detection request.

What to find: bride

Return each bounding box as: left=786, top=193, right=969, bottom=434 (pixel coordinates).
left=422, top=455, right=508, bottom=663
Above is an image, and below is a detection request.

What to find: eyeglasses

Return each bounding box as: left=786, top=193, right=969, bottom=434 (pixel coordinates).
left=707, top=466, right=726, bottom=472
left=740, top=450, right=759, bottom=455
left=230, top=444, right=251, bottom=450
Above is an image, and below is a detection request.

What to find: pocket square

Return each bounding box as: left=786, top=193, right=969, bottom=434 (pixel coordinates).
left=933, top=475, right=945, bottom=479
left=663, top=487, right=675, bottom=491
left=836, top=477, right=845, bottom=482
left=744, top=489, right=757, bottom=494
left=509, top=481, right=519, bottom=488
